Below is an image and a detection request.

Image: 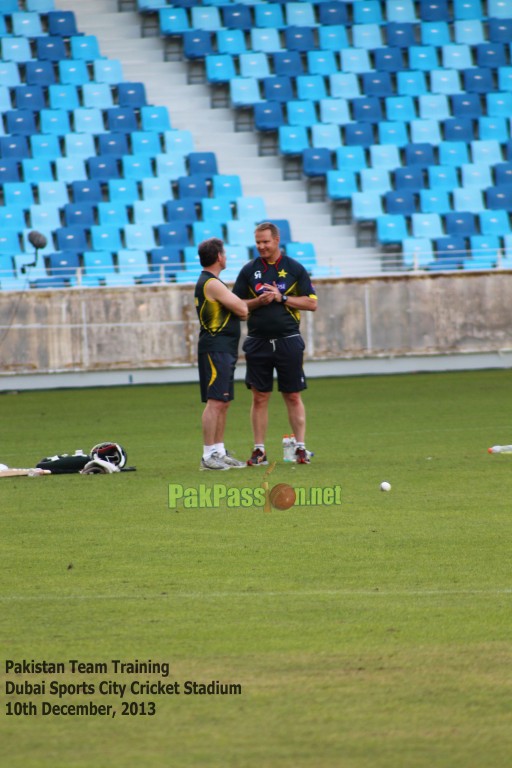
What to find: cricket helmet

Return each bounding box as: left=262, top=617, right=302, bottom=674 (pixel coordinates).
left=90, top=442, right=127, bottom=469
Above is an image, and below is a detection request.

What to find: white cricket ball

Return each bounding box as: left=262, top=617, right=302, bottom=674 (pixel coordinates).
left=380, top=481, right=391, bottom=492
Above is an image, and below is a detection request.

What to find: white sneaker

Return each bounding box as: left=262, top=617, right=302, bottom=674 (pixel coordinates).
left=199, top=452, right=230, bottom=471
left=221, top=451, right=247, bottom=469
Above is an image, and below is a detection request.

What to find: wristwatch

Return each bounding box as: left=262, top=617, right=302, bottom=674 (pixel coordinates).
left=281, top=294, right=288, bottom=303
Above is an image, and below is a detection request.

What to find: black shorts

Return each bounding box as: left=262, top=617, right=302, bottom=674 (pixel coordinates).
left=243, top=334, right=306, bottom=393
left=198, top=351, right=237, bottom=403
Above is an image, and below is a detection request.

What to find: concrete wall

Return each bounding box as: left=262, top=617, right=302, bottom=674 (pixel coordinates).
left=1, top=272, right=512, bottom=376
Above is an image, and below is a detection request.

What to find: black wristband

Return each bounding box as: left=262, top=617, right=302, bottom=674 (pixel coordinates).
left=281, top=294, right=288, bottom=303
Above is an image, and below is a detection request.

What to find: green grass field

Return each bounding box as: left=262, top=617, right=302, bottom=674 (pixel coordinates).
left=1, top=369, right=512, bottom=768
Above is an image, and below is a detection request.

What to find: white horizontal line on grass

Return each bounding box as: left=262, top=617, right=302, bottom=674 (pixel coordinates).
left=1, top=588, right=512, bottom=602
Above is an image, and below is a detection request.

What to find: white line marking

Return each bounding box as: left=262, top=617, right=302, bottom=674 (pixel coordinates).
left=1, top=588, right=511, bottom=602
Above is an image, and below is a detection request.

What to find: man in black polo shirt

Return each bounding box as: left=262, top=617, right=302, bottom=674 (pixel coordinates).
left=233, top=222, right=317, bottom=465
left=195, top=238, right=248, bottom=471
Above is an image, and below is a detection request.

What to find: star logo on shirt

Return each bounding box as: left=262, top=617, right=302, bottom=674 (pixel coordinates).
left=278, top=268, right=287, bottom=278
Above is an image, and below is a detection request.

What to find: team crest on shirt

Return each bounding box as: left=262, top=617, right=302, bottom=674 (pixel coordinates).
left=276, top=282, right=286, bottom=292
left=254, top=271, right=262, bottom=279
left=278, top=268, right=287, bottom=277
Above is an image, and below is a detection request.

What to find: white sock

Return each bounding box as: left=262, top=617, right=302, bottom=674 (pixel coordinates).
left=203, top=445, right=216, bottom=459
left=214, top=442, right=226, bottom=456
left=254, top=443, right=265, bottom=452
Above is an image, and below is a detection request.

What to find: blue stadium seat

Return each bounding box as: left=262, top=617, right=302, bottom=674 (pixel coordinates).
left=156, top=222, right=189, bottom=248
left=122, top=156, right=154, bottom=181
left=451, top=93, right=482, bottom=119
left=307, top=50, right=338, bottom=77
left=0, top=231, right=22, bottom=256
left=254, top=101, right=285, bottom=132
left=476, top=43, right=507, bottom=69
left=311, top=124, right=342, bottom=150
left=193, top=220, right=225, bottom=244
left=402, top=238, right=434, bottom=269
left=489, top=18, right=512, bottom=44
left=55, top=225, right=88, bottom=253
left=55, top=157, right=87, bottom=182
left=427, top=165, right=459, bottom=191
left=97, top=201, right=130, bottom=226
left=494, top=162, right=512, bottom=185
left=80, top=82, right=113, bottom=109
left=453, top=0, right=482, bottom=19
left=164, top=199, right=197, bottom=223
left=47, top=251, right=81, bottom=279
left=412, top=212, right=444, bottom=238
left=397, top=70, right=427, bottom=96
left=445, top=211, right=477, bottom=237
left=201, top=197, right=233, bottom=223
left=40, top=180, right=71, bottom=206
left=93, top=58, right=123, bottom=84
left=302, top=148, right=333, bottom=177
left=254, top=4, right=285, bottom=29
left=385, top=190, right=417, bottom=215
left=362, top=72, right=394, bottom=98
left=221, top=4, right=252, bottom=31
left=225, top=220, right=255, bottom=246
left=421, top=21, right=451, bottom=45
left=0, top=135, right=29, bottom=159
left=430, top=69, right=462, bottom=95
left=73, top=107, right=106, bottom=135
left=319, top=98, right=350, bottom=126
left=70, top=35, right=102, bottom=61
left=439, top=140, right=470, bottom=165
left=250, top=28, right=283, bottom=54
left=360, top=168, right=392, bottom=193
left=177, top=175, right=210, bottom=202
left=0, top=159, right=21, bottom=184
left=2, top=37, right=33, bottom=64
left=287, top=100, right=318, bottom=128
left=352, top=23, right=383, bottom=50
left=0, top=205, right=27, bottom=231
left=394, top=166, right=425, bottom=190
left=187, top=151, right=218, bottom=179
left=3, top=182, right=34, bottom=209
left=410, top=119, right=442, bottom=146
left=386, top=23, right=416, bottom=48
left=239, top=52, right=271, bottom=80
left=374, top=47, right=405, bottom=72
left=453, top=19, right=485, bottom=44
left=278, top=126, right=310, bottom=155
left=40, top=109, right=71, bottom=136
left=236, top=196, right=267, bottom=222
left=216, top=29, right=247, bottom=56
left=206, top=54, right=236, bottom=83
left=262, top=76, right=294, bottom=103
left=25, top=61, right=56, bottom=86
left=352, top=97, right=383, bottom=123
left=230, top=77, right=262, bottom=107
left=164, top=129, right=194, bottom=156
left=419, top=189, right=451, bottom=213
left=408, top=46, right=439, bottom=71
left=212, top=175, right=243, bottom=199
left=142, top=178, right=172, bottom=202
left=419, top=0, right=450, bottom=20
left=330, top=73, right=361, bottom=99
left=131, top=131, right=162, bottom=156
left=29, top=134, right=59, bottom=159
left=344, top=123, right=375, bottom=147
left=442, top=44, right=473, bottom=70
left=286, top=2, right=316, bottom=27
left=377, top=214, right=409, bottom=244
left=386, top=95, right=416, bottom=122
left=378, top=121, right=409, bottom=147
left=326, top=170, right=358, bottom=199
left=296, top=74, right=327, bottom=101
left=452, top=187, right=485, bottom=212
left=14, top=85, right=45, bottom=112
left=318, top=2, right=348, bottom=25
left=58, top=59, right=89, bottom=85
left=488, top=0, right=512, bottom=18
left=273, top=51, right=303, bottom=78
left=486, top=184, right=512, bottom=210
left=159, top=7, right=190, bottom=36
left=461, top=163, right=493, bottom=189
left=117, top=249, right=148, bottom=275
left=471, top=139, right=503, bottom=165
left=370, top=144, right=401, bottom=169
left=87, top=156, right=121, bottom=182
left=443, top=117, right=474, bottom=143
left=487, top=91, right=512, bottom=119
left=352, top=191, right=384, bottom=220
left=155, top=153, right=187, bottom=180
left=48, top=83, right=80, bottom=110
left=335, top=146, right=367, bottom=171
left=191, top=6, right=221, bottom=31
left=467, top=236, right=501, bottom=268
left=133, top=201, right=163, bottom=226
left=106, top=107, right=139, bottom=134
left=354, top=1, right=383, bottom=24
left=83, top=251, right=116, bottom=279
left=318, top=25, right=348, bottom=51
left=480, top=210, right=510, bottom=237
left=463, top=68, right=493, bottom=94
left=340, top=48, right=372, bottom=74
left=404, top=143, right=436, bottom=167
left=284, top=26, right=316, bottom=53
left=6, top=110, right=37, bottom=137
left=47, top=10, right=78, bottom=37
left=387, top=0, right=417, bottom=22
left=90, top=225, right=123, bottom=252
left=22, top=159, right=54, bottom=184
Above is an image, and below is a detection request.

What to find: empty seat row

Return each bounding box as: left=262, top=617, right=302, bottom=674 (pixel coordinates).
left=1, top=34, right=103, bottom=63
left=0, top=57, right=124, bottom=86
left=0, top=82, right=148, bottom=111
left=1, top=105, right=171, bottom=136
left=0, top=10, right=77, bottom=39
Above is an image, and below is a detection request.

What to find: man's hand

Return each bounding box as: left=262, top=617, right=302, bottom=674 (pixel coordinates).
left=261, top=282, right=282, bottom=302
